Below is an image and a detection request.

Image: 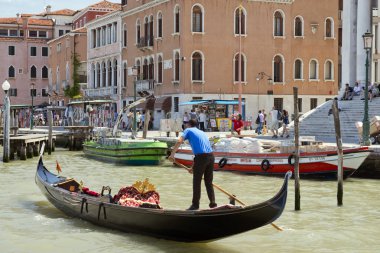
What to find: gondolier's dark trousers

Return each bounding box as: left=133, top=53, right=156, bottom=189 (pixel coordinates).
left=192, top=153, right=216, bottom=208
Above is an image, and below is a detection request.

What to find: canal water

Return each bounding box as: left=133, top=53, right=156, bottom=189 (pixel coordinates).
left=0, top=149, right=379, bottom=253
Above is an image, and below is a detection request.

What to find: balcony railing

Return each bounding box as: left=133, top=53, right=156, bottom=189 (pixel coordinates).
left=136, top=79, right=155, bottom=92
left=137, top=36, right=154, bottom=51
left=84, top=87, right=118, bottom=97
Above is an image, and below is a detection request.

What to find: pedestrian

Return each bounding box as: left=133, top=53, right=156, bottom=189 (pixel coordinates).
left=169, top=119, right=217, bottom=211
left=256, top=110, right=264, bottom=135
left=231, top=113, right=244, bottom=135
left=280, top=109, right=290, bottom=138
left=183, top=111, right=189, bottom=130
left=270, top=106, right=280, bottom=138
left=199, top=110, right=207, bottom=131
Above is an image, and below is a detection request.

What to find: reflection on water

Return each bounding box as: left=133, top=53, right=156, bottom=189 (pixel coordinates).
left=1, top=148, right=380, bottom=253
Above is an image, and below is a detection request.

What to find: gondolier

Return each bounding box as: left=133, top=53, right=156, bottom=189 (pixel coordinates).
left=169, top=119, right=217, bottom=210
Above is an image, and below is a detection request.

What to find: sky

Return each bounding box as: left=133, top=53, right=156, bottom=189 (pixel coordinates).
left=0, top=0, right=119, bottom=18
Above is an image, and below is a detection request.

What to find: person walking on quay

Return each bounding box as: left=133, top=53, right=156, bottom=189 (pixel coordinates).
left=270, top=106, right=280, bottom=138
left=182, top=111, right=189, bottom=130
left=256, top=110, right=264, bottom=135
left=231, top=113, right=244, bottom=135
left=199, top=110, right=207, bottom=131
left=169, top=119, right=217, bottom=211
left=280, top=109, right=290, bottom=138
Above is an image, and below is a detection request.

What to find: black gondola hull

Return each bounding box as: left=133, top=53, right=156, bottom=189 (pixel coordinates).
left=35, top=158, right=290, bottom=242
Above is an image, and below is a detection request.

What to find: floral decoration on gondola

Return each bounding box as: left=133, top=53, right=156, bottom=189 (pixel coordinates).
left=113, top=178, right=161, bottom=209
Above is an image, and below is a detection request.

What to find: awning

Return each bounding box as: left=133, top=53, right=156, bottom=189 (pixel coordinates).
left=68, top=99, right=114, bottom=105
left=213, top=100, right=245, bottom=105
left=179, top=100, right=208, bottom=106
left=10, top=104, right=32, bottom=109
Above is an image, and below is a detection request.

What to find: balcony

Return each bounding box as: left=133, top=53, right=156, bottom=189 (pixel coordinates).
left=84, top=87, right=118, bottom=97
left=136, top=79, right=155, bottom=93
left=137, top=36, right=154, bottom=51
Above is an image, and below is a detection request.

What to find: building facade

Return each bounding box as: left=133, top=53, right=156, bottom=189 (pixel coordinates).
left=119, top=0, right=339, bottom=122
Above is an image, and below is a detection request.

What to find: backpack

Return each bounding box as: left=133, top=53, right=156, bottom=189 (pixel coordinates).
left=255, top=115, right=260, bottom=124
left=277, top=111, right=283, bottom=121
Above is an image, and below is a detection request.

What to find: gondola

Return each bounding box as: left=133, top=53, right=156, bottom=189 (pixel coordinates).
left=35, top=156, right=291, bottom=242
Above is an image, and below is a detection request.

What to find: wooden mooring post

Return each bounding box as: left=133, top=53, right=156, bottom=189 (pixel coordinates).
left=332, top=99, right=344, bottom=206
left=293, top=87, right=301, bottom=211
left=48, top=110, right=53, bottom=155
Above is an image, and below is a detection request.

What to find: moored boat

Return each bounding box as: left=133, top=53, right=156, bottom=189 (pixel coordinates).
left=35, top=157, right=291, bottom=242
left=174, top=137, right=372, bottom=179
left=83, top=138, right=168, bottom=165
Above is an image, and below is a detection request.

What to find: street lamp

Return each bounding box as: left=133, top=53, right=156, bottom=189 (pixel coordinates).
left=256, top=72, right=273, bottom=111
left=2, top=80, right=11, bottom=162
left=30, top=83, right=36, bottom=129
left=362, top=31, right=373, bottom=146
left=131, top=66, right=138, bottom=132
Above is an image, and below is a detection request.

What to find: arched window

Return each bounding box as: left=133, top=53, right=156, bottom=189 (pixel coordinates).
left=174, top=51, right=180, bottom=81
left=31, top=65, right=37, bottom=79
left=56, top=67, right=60, bottom=91
left=113, top=60, right=118, bottom=86
left=294, top=16, right=303, bottom=36
left=136, top=19, right=141, bottom=44
left=96, top=63, right=101, bottom=88
left=157, top=12, right=163, bottom=38
left=234, top=53, right=246, bottom=82
left=273, top=55, right=283, bottom=82
left=143, top=58, right=148, bottom=80
left=174, top=5, right=180, bottom=33
left=157, top=55, right=163, bottom=83
left=108, top=60, right=112, bottom=86
left=235, top=7, right=246, bottom=35
left=42, top=66, right=48, bottom=79
left=274, top=11, right=284, bottom=36
left=136, top=60, right=141, bottom=79
left=102, top=62, right=106, bottom=87
left=192, top=5, right=203, bottom=33
left=192, top=52, right=203, bottom=81
left=148, top=57, right=154, bottom=80
left=309, top=59, right=318, bottom=80
left=123, top=63, right=127, bottom=87
left=91, top=64, right=95, bottom=88
left=325, top=18, right=334, bottom=38
left=8, top=66, right=15, bottom=78
left=149, top=15, right=154, bottom=43
left=123, top=24, right=127, bottom=47
left=325, top=60, right=333, bottom=80
left=294, top=59, right=302, bottom=79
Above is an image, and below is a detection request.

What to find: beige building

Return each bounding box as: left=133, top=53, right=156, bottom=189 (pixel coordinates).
left=120, top=0, right=339, bottom=121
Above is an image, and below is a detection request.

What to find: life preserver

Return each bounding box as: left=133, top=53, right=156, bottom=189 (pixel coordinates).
left=218, top=158, right=228, bottom=168
left=261, top=159, right=270, bottom=171
left=288, top=154, right=295, bottom=165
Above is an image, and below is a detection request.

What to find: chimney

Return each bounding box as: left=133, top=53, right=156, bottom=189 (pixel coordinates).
left=45, top=5, right=52, bottom=14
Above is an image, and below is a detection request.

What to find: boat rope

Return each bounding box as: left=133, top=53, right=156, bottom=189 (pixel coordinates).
left=97, top=203, right=107, bottom=220
left=81, top=198, right=88, bottom=214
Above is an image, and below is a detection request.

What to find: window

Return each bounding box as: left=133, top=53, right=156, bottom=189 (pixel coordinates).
left=42, top=89, right=48, bottom=97
left=192, top=5, right=203, bottom=33
left=8, top=46, right=15, bottom=55
left=157, top=55, right=163, bottom=83
left=294, top=16, right=303, bottom=36
left=174, top=97, right=179, bottom=112
left=113, top=60, right=118, bottom=86
left=29, top=30, right=37, bottom=37
left=157, top=12, right=163, bottom=38
left=123, top=63, right=127, bottom=87
left=309, top=59, right=318, bottom=80
left=294, top=59, right=302, bottom=79
left=42, top=66, right=48, bottom=79
left=310, top=98, right=317, bottom=110
left=324, top=60, right=333, bottom=80
left=30, top=66, right=37, bottom=79
left=38, top=31, right=47, bottom=38
left=30, top=47, right=37, bottom=56
left=57, top=43, right=61, bottom=52
left=0, top=29, right=8, bottom=36
left=59, top=30, right=64, bottom=36
left=9, top=88, right=17, bottom=97
left=174, top=51, right=180, bottom=81
left=192, top=52, right=203, bottom=81
left=325, top=18, right=334, bottom=38
left=274, top=98, right=283, bottom=112
left=234, top=53, right=246, bottom=82
left=8, top=66, right=15, bottom=78
left=235, top=7, right=246, bottom=35
left=42, top=47, right=48, bottom=57
left=148, top=57, right=154, bottom=80
left=274, top=11, right=284, bottom=36
left=102, top=62, right=106, bottom=87
left=123, top=24, right=127, bottom=47
left=9, top=30, right=17, bottom=37
left=174, top=5, right=180, bottom=33
left=273, top=55, right=283, bottom=82
left=136, top=19, right=141, bottom=44
left=19, top=30, right=24, bottom=37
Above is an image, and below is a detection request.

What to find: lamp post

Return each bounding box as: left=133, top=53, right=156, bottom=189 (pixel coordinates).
left=256, top=72, right=273, bottom=111
left=2, top=80, right=11, bottom=162
left=131, top=66, right=138, bottom=132
left=30, top=83, right=36, bottom=129
left=362, top=31, right=373, bottom=146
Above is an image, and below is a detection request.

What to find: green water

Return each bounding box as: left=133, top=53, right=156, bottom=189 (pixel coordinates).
left=0, top=149, right=379, bottom=253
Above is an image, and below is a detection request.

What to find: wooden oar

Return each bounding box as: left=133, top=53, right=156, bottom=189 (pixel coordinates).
left=172, top=159, right=283, bottom=231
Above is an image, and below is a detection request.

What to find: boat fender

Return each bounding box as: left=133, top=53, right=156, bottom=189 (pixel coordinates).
left=288, top=154, right=295, bottom=165
left=218, top=158, right=228, bottom=168
left=261, top=159, right=270, bottom=171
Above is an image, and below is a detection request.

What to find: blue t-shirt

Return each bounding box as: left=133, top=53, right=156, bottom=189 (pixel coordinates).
left=182, top=127, right=213, bottom=155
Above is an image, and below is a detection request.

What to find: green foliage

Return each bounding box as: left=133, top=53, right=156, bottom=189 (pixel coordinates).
left=64, top=53, right=81, bottom=98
